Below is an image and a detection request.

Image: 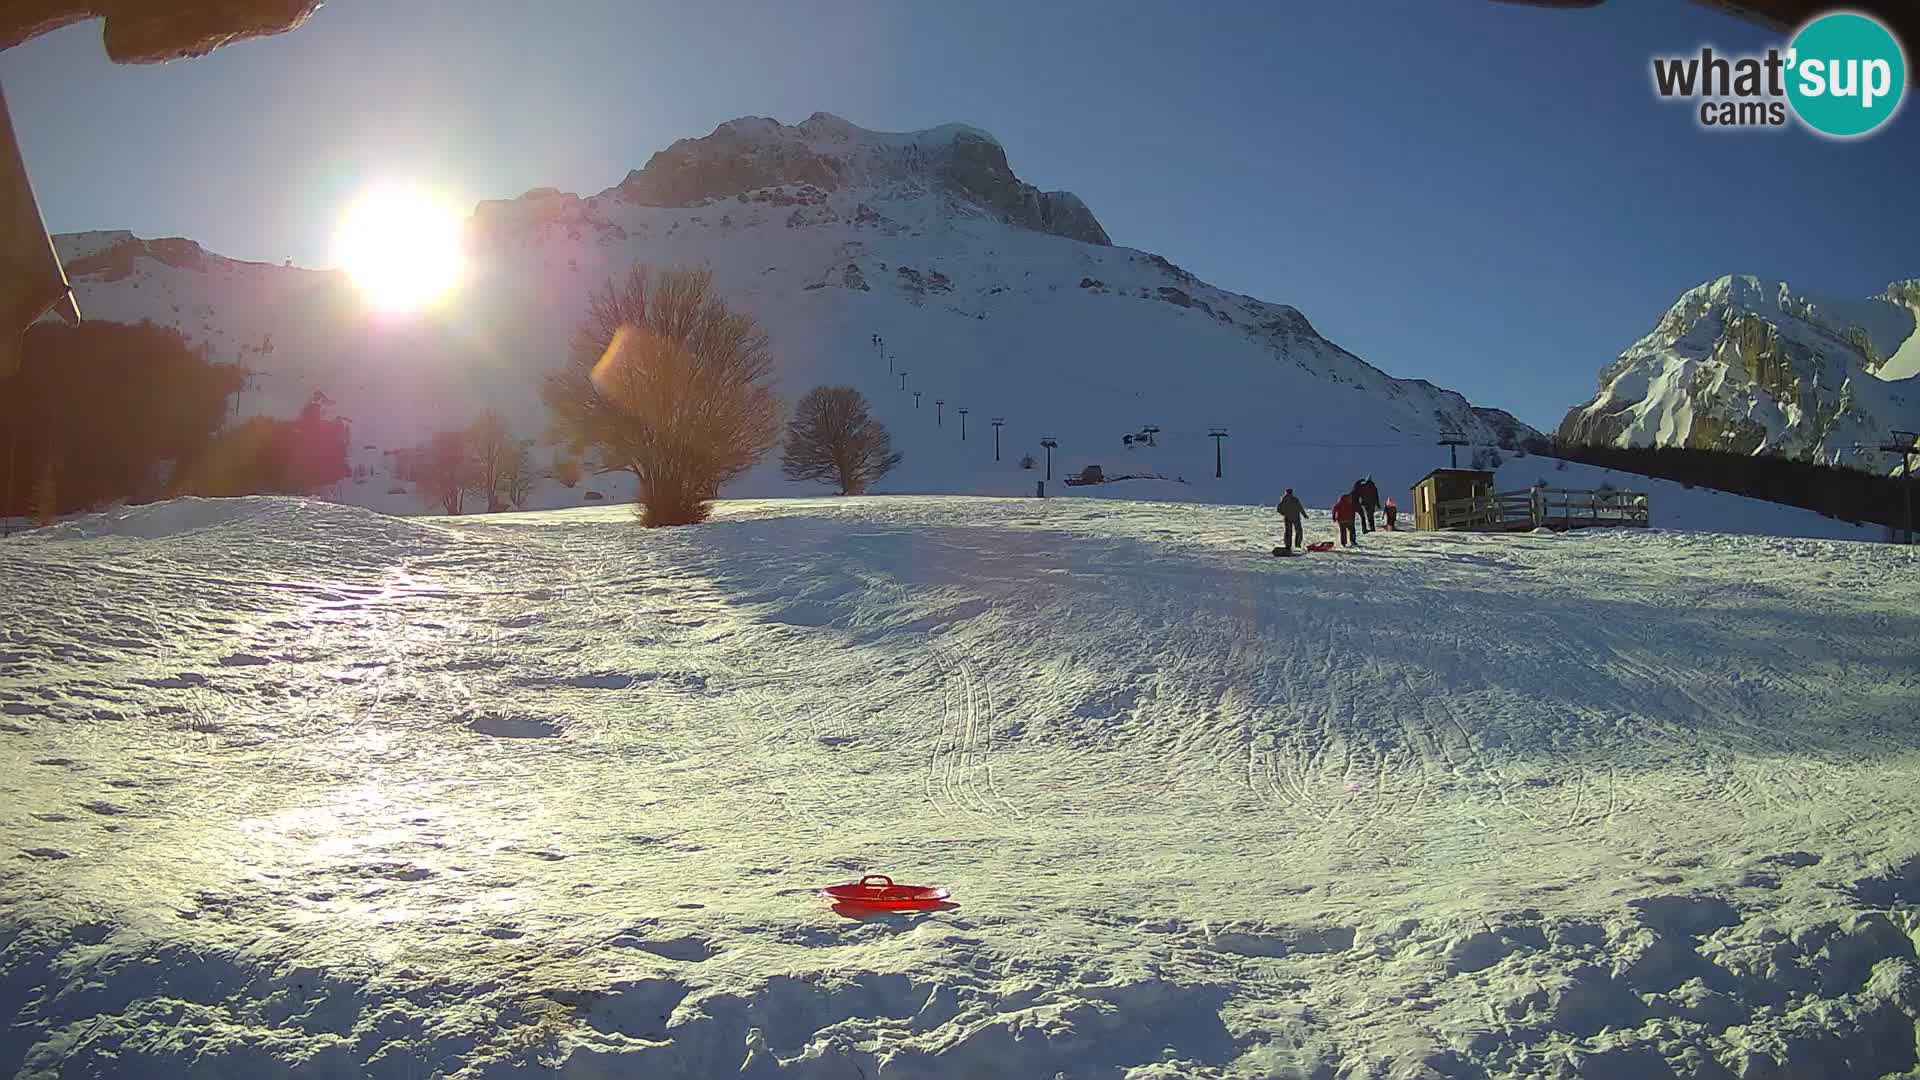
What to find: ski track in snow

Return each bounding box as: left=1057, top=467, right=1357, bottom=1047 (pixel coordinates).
left=2, top=495, right=1919, bottom=1078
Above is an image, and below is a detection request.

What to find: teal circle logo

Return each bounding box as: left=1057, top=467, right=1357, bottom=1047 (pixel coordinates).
left=1786, top=12, right=1906, bottom=137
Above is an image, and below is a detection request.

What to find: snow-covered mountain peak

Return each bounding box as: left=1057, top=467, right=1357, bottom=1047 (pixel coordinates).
left=608, top=113, right=1107, bottom=245
left=1663, top=274, right=1867, bottom=331
left=1562, top=272, right=1919, bottom=466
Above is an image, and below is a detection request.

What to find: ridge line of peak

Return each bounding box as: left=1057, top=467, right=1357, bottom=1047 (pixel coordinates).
left=607, top=111, right=1104, bottom=245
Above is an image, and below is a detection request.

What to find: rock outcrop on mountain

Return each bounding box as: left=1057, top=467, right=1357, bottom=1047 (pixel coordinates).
left=1559, top=275, right=1920, bottom=471
left=613, top=113, right=1110, bottom=245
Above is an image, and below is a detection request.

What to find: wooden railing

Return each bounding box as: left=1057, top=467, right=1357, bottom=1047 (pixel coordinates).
left=1434, top=487, right=1649, bottom=531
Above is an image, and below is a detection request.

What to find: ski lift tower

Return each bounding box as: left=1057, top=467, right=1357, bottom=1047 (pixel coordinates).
left=1208, top=429, right=1229, bottom=478
left=1882, top=430, right=1918, bottom=544
left=1438, top=430, right=1468, bottom=469
left=991, top=417, right=1005, bottom=461
left=1039, top=437, right=1058, bottom=480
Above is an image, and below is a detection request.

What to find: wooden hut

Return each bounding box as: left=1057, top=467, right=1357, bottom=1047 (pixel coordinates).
left=1411, top=468, right=1495, bottom=530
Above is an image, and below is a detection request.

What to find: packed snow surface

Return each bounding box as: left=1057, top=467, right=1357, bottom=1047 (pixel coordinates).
left=3, top=496, right=1919, bottom=1079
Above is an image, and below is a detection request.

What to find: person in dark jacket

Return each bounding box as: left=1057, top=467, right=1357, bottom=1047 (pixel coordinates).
left=1355, top=476, right=1380, bottom=533
left=1276, top=488, right=1305, bottom=551
left=1333, top=492, right=1358, bottom=546
left=1383, top=497, right=1399, bottom=531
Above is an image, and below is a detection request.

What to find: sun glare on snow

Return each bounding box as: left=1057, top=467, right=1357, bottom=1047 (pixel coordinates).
left=336, top=186, right=466, bottom=313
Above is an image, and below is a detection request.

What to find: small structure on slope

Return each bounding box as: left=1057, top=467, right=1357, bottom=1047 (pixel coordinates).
left=1413, top=468, right=1651, bottom=532
left=1412, top=469, right=1495, bottom=530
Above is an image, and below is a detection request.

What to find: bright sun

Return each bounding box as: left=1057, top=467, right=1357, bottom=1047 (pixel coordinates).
left=336, top=186, right=466, bottom=313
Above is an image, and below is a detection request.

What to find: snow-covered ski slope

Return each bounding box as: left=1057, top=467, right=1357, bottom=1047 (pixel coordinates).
left=3, top=495, right=1918, bottom=1078
left=58, top=114, right=1534, bottom=514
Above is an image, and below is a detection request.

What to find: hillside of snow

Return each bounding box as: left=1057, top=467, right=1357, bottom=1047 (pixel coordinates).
left=2, top=494, right=1918, bottom=1077
left=55, top=112, right=1537, bottom=516
left=1559, top=275, right=1920, bottom=473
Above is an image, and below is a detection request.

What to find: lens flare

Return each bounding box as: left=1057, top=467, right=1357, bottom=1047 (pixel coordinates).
left=336, top=186, right=466, bottom=313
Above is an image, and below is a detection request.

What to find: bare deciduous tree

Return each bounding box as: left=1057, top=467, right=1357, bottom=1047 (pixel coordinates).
left=500, top=441, right=535, bottom=509
left=467, top=410, right=513, bottom=512
left=420, top=429, right=476, bottom=515
left=542, top=266, right=782, bottom=526
left=780, top=386, right=901, bottom=495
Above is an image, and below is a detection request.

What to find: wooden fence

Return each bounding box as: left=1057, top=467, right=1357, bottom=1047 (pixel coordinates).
left=1433, top=487, right=1649, bottom=532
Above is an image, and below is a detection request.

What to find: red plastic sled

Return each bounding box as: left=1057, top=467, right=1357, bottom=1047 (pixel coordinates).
left=1306, top=542, right=1335, bottom=552
left=822, top=874, right=951, bottom=908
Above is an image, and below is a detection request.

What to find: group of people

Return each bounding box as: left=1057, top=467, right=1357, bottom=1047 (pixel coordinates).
left=1274, top=477, right=1397, bottom=552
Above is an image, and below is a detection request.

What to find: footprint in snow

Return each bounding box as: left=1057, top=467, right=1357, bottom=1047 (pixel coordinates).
left=465, top=712, right=563, bottom=739
left=218, top=653, right=272, bottom=667
left=611, top=935, right=715, bottom=962
left=132, top=673, right=210, bottom=689
left=514, top=672, right=647, bottom=690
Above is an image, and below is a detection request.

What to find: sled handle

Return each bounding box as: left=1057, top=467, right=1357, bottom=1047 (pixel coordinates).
left=859, top=875, right=894, bottom=888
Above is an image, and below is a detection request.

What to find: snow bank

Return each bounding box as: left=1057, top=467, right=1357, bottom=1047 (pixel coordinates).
left=36, top=495, right=411, bottom=541
left=2, top=496, right=1917, bottom=1077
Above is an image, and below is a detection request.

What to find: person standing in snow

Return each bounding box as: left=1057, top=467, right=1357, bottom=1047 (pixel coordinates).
left=1383, top=497, right=1399, bottom=531
left=1276, top=488, right=1305, bottom=552
left=1333, top=491, right=1358, bottom=547
left=1355, top=476, right=1380, bottom=533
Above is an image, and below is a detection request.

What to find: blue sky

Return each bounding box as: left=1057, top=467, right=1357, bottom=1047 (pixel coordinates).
left=2, top=0, right=1913, bottom=429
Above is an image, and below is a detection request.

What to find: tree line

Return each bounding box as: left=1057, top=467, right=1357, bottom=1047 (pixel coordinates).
left=393, top=411, right=573, bottom=515
left=0, top=319, right=348, bottom=520
left=0, top=271, right=901, bottom=528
